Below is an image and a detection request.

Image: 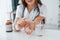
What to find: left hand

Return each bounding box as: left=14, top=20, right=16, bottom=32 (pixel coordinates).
left=24, top=21, right=35, bottom=35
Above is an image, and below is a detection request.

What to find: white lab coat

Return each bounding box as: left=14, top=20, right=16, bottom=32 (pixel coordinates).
left=16, top=4, right=47, bottom=21
left=16, top=4, right=47, bottom=35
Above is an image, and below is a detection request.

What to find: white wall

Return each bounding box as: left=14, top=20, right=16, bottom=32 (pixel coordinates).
left=41, top=0, right=59, bottom=25
left=0, top=0, right=12, bottom=27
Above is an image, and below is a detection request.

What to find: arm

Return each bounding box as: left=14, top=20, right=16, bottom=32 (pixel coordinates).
left=23, top=16, right=45, bottom=34
left=14, top=17, right=20, bottom=31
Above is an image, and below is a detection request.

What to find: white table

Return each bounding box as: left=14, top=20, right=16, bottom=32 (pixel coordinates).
left=0, top=27, right=60, bottom=40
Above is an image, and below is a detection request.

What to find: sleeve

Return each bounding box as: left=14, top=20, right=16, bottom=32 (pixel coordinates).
left=39, top=5, right=47, bottom=18
left=16, top=5, right=23, bottom=18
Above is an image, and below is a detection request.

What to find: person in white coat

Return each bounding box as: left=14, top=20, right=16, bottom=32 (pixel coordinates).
left=14, top=0, right=47, bottom=35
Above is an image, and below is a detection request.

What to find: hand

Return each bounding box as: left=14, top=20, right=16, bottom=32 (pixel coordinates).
left=17, top=19, right=26, bottom=28
left=34, top=16, right=44, bottom=25
left=18, top=18, right=29, bottom=26
left=24, top=21, right=35, bottom=35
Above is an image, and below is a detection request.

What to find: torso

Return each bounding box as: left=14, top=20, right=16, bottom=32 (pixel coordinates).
left=16, top=4, right=47, bottom=22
